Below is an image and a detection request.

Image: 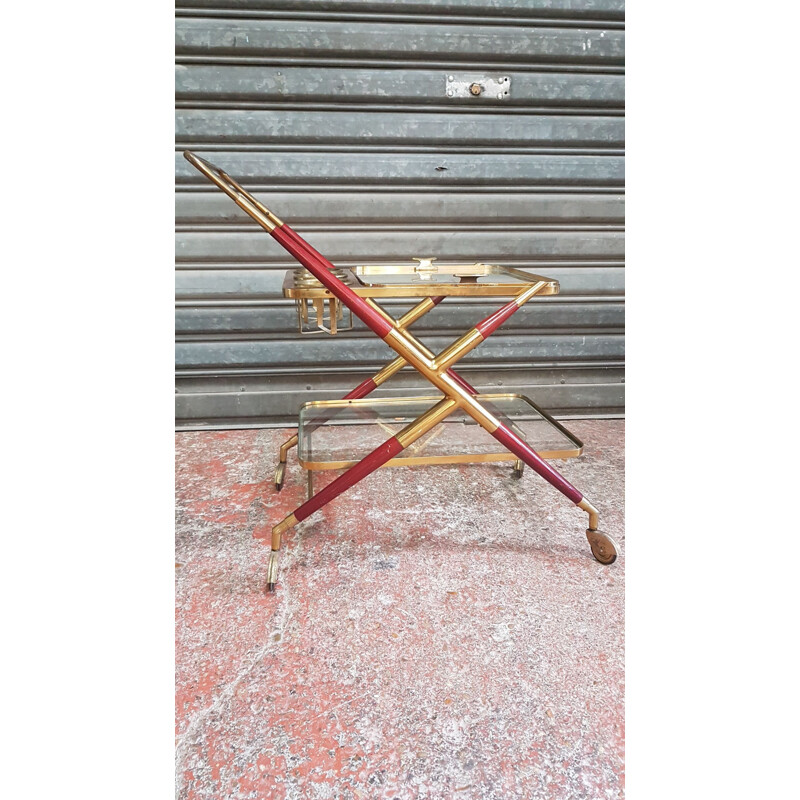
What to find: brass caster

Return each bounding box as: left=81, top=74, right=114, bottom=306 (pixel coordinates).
left=266, top=549, right=279, bottom=593
left=512, top=459, right=524, bottom=479
left=586, top=530, right=619, bottom=565
left=274, top=461, right=286, bottom=492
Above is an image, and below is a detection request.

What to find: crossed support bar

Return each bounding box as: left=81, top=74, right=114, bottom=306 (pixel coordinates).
left=274, top=294, right=451, bottom=490
left=275, top=294, right=526, bottom=485
left=183, top=151, right=619, bottom=592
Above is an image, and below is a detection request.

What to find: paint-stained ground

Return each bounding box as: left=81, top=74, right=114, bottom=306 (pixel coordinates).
left=176, top=421, right=624, bottom=799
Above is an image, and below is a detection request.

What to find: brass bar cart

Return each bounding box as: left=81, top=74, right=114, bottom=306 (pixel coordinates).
left=183, top=150, right=620, bottom=592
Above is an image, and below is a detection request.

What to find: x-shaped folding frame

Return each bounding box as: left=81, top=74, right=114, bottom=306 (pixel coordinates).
left=184, top=151, right=619, bottom=592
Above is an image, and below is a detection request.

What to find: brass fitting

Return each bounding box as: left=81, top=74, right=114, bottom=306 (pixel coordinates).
left=279, top=435, right=298, bottom=462
left=578, top=498, right=599, bottom=531
left=271, top=513, right=298, bottom=550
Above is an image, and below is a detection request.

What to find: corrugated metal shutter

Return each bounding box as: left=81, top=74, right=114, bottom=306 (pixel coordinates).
left=175, top=0, right=625, bottom=428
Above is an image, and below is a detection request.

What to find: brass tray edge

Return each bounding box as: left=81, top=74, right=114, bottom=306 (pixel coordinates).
left=299, top=448, right=583, bottom=471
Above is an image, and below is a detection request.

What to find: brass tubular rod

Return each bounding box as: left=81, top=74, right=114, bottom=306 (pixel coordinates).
left=271, top=513, right=298, bottom=550
left=431, top=282, right=547, bottom=373
left=398, top=296, right=443, bottom=327
left=578, top=498, right=600, bottom=530
left=267, top=551, right=279, bottom=589
left=183, top=151, right=283, bottom=231
left=430, top=329, right=484, bottom=373
left=394, top=398, right=458, bottom=449
left=372, top=356, right=407, bottom=386
left=368, top=297, right=445, bottom=386
left=365, top=296, right=443, bottom=330
left=382, top=327, right=438, bottom=373
left=368, top=282, right=547, bottom=382
left=279, top=435, right=298, bottom=462
left=383, top=328, right=499, bottom=427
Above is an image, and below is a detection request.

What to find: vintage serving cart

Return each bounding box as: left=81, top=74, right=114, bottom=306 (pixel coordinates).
left=184, top=150, right=620, bottom=592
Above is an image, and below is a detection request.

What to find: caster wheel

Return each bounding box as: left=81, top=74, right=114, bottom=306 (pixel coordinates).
left=274, top=461, right=286, bottom=492
left=586, top=530, right=619, bottom=565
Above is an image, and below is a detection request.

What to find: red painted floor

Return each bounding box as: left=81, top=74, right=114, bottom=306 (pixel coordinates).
left=176, top=421, right=625, bottom=799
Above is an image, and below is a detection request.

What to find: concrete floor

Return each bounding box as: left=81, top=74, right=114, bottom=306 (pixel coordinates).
left=176, top=420, right=624, bottom=799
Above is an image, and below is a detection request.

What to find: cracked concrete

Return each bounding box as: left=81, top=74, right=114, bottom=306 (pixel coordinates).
left=176, top=421, right=624, bottom=799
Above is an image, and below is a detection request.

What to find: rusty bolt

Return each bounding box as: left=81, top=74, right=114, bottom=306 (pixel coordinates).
left=469, top=83, right=483, bottom=96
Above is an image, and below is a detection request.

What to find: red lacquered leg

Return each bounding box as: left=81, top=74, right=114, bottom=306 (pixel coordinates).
left=490, top=421, right=583, bottom=504
left=264, top=398, right=457, bottom=591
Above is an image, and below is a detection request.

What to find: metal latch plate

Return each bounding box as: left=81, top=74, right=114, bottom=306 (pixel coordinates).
left=445, top=74, right=511, bottom=100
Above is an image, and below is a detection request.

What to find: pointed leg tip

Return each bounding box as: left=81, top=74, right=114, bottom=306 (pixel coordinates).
left=267, top=582, right=276, bottom=593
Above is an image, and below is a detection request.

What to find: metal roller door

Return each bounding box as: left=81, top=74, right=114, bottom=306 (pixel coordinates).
left=175, top=0, right=625, bottom=428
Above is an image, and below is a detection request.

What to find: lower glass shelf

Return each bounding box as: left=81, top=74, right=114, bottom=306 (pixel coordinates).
left=297, top=393, right=583, bottom=471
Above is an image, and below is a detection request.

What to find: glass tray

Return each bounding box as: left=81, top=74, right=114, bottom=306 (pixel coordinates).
left=282, top=263, right=559, bottom=298
left=297, top=394, right=582, bottom=470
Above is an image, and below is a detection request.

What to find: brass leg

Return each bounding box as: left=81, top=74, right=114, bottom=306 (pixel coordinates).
left=307, top=468, right=313, bottom=501
left=267, top=513, right=298, bottom=593
left=267, top=549, right=279, bottom=592
left=274, top=461, right=287, bottom=491
left=512, top=459, right=524, bottom=479
left=274, top=434, right=298, bottom=491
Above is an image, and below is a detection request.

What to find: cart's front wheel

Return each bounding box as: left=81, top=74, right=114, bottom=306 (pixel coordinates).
left=586, top=530, right=619, bottom=565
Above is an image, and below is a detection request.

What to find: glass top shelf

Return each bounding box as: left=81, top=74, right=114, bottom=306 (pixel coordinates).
left=282, top=263, right=559, bottom=299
